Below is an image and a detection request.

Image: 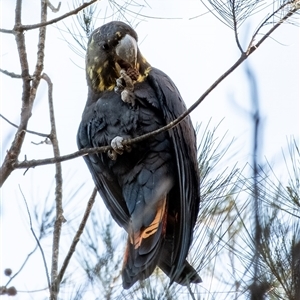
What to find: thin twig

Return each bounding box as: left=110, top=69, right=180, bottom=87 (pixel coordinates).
left=0, top=28, right=13, bottom=34
left=16, top=287, right=49, bottom=293
left=46, top=0, right=61, bottom=13
left=0, top=1, right=93, bottom=32
left=232, top=0, right=244, bottom=53
left=5, top=245, right=38, bottom=287
left=0, top=114, right=49, bottom=138
left=18, top=185, right=51, bottom=289
left=41, top=73, right=65, bottom=300
left=14, top=146, right=111, bottom=168
left=55, top=187, right=97, bottom=286
left=0, top=68, right=22, bottom=78
left=21, top=0, right=98, bottom=31
left=247, top=1, right=296, bottom=54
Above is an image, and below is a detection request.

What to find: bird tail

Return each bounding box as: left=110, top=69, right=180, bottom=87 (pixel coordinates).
left=122, top=197, right=168, bottom=289
left=158, top=257, right=202, bottom=286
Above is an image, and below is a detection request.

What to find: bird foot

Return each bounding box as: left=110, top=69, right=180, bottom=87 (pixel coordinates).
left=115, top=69, right=138, bottom=106
left=121, top=89, right=135, bottom=106
left=108, top=136, right=131, bottom=160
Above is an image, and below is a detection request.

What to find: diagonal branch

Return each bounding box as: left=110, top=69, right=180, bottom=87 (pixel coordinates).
left=55, top=188, right=97, bottom=287
left=18, top=185, right=51, bottom=289
left=0, top=1, right=96, bottom=33
left=247, top=1, right=295, bottom=53
left=9, top=54, right=250, bottom=169
left=0, top=113, right=49, bottom=138
left=21, top=0, right=98, bottom=31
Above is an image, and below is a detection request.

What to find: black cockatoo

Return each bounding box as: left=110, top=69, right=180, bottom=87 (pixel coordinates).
left=77, top=21, right=201, bottom=289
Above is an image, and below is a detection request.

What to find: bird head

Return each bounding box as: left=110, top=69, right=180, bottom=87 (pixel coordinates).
left=86, top=21, right=151, bottom=92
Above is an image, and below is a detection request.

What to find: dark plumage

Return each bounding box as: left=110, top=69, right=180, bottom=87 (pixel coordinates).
left=77, top=21, right=201, bottom=289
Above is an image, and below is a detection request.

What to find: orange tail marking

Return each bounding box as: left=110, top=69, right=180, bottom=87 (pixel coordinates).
left=131, top=198, right=167, bottom=249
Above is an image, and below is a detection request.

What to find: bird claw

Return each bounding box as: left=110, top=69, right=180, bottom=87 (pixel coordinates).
left=121, top=89, right=135, bottom=106
left=115, top=69, right=136, bottom=106
left=111, top=136, right=124, bottom=155
left=114, top=77, right=125, bottom=93
left=107, top=149, right=118, bottom=161
left=108, top=136, right=132, bottom=160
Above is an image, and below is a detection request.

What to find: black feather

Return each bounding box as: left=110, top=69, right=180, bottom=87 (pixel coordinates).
left=77, top=21, right=201, bottom=289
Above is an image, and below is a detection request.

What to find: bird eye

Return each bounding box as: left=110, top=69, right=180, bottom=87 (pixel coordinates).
left=102, top=43, right=109, bottom=51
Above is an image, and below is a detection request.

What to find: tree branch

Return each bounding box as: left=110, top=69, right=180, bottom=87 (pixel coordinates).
left=0, top=0, right=99, bottom=189
left=0, top=0, right=32, bottom=185
left=0, top=0, right=46, bottom=187
left=21, top=0, right=98, bottom=31
left=232, top=0, right=244, bottom=53
left=55, top=188, right=97, bottom=287
left=0, top=28, right=13, bottom=34
left=41, top=73, right=65, bottom=300
left=0, top=68, right=22, bottom=78
left=0, top=113, right=49, bottom=138
left=46, top=0, right=61, bottom=13
left=247, top=1, right=295, bottom=54
left=18, top=185, right=51, bottom=289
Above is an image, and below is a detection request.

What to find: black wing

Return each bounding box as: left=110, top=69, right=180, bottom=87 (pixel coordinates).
left=146, top=68, right=200, bottom=281
left=77, top=90, right=131, bottom=228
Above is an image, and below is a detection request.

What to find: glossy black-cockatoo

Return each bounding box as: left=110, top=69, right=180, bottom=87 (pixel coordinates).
left=77, top=21, right=201, bottom=289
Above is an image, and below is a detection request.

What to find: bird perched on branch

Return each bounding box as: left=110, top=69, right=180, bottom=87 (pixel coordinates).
left=77, top=21, right=201, bottom=289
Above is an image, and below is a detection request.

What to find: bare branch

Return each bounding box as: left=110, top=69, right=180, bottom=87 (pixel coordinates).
left=1, top=0, right=98, bottom=186
left=247, top=1, right=297, bottom=53
left=55, top=188, right=97, bottom=287
left=202, top=0, right=268, bottom=30
left=14, top=146, right=110, bottom=168
left=46, top=0, right=61, bottom=13
left=5, top=245, right=39, bottom=287
left=0, top=28, right=14, bottom=34
left=31, top=138, right=52, bottom=145
left=0, top=0, right=32, bottom=187
left=0, top=68, right=22, bottom=78
left=0, top=0, right=47, bottom=187
left=41, top=73, right=65, bottom=300
left=21, top=0, right=98, bottom=31
left=17, top=185, right=51, bottom=289
left=0, top=114, right=49, bottom=138
left=232, top=1, right=244, bottom=53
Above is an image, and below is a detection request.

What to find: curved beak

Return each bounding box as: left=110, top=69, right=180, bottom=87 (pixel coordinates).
left=115, top=34, right=137, bottom=69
